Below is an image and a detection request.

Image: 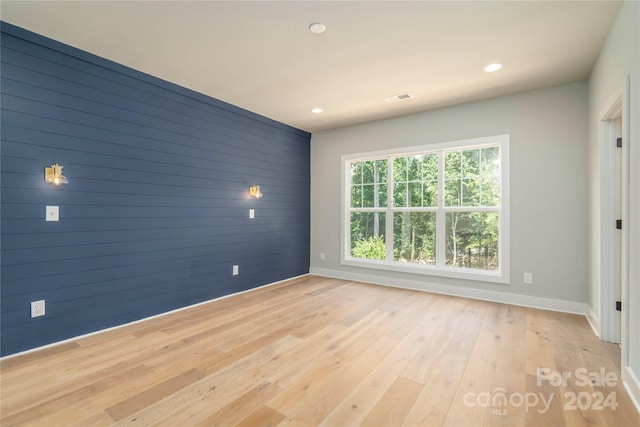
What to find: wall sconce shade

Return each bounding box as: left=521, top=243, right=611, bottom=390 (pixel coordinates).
left=45, top=163, right=69, bottom=185
left=249, top=184, right=262, bottom=198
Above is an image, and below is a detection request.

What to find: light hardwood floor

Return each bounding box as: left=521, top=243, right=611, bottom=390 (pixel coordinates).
left=1, top=275, right=638, bottom=426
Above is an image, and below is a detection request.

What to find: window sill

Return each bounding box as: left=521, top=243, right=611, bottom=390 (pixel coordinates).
left=341, top=257, right=510, bottom=284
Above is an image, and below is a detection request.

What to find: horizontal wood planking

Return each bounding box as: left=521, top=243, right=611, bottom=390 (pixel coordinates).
left=1, top=27, right=309, bottom=138
left=0, top=22, right=310, bottom=356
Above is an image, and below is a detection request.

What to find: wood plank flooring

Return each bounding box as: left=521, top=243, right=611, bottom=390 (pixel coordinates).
left=1, top=275, right=638, bottom=426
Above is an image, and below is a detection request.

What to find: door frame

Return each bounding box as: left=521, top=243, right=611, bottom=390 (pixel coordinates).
left=599, top=99, right=621, bottom=343
left=599, top=75, right=630, bottom=362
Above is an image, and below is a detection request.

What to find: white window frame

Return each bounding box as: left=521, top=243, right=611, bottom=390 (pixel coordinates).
left=341, top=134, right=510, bottom=284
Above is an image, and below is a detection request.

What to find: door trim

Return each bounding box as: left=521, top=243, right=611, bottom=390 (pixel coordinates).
left=598, top=76, right=630, bottom=359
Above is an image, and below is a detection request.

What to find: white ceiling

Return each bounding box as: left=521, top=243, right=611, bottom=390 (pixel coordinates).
left=1, top=1, right=622, bottom=132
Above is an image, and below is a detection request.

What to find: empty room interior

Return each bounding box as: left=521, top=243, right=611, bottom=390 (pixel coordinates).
left=1, top=1, right=639, bottom=426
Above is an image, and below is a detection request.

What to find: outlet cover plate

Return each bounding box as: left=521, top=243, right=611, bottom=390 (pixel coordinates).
left=31, top=300, right=45, bottom=318
left=46, top=205, right=59, bottom=222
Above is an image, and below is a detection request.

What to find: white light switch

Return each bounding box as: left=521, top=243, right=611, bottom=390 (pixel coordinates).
left=233, top=265, right=239, bottom=276
left=46, top=206, right=59, bottom=222
left=249, top=209, right=255, bottom=219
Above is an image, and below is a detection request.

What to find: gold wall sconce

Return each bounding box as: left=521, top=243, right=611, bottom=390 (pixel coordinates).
left=248, top=184, right=262, bottom=198
left=44, top=163, right=69, bottom=185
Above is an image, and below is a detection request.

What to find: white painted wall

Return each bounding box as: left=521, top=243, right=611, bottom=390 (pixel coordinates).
left=587, top=0, right=640, bottom=408
left=311, top=82, right=588, bottom=310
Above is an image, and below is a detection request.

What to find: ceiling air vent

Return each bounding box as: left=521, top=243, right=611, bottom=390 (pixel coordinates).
left=384, top=92, right=412, bottom=103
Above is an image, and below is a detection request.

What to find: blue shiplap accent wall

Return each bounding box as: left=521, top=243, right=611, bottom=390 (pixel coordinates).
left=0, top=22, right=311, bottom=356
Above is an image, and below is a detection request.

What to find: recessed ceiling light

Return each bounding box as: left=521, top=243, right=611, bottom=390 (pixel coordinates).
left=309, top=23, right=326, bottom=34
left=311, top=108, right=323, bottom=114
left=483, top=63, right=503, bottom=73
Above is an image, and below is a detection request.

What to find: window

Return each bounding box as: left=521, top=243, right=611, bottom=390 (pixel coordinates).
left=342, top=135, right=509, bottom=283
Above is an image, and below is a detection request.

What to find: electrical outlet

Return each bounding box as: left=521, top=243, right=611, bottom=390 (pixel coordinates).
left=31, top=300, right=45, bottom=318
left=233, top=265, right=239, bottom=276
left=249, top=209, right=255, bottom=219
left=320, top=252, right=326, bottom=261
left=523, top=273, right=533, bottom=284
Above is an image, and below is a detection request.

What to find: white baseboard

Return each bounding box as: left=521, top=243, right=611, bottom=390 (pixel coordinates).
left=2, top=273, right=309, bottom=360
left=586, top=304, right=601, bottom=337
left=309, top=267, right=586, bottom=315
left=623, top=365, right=640, bottom=414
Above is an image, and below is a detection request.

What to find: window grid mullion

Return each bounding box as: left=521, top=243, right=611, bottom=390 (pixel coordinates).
left=350, top=208, right=388, bottom=212
left=436, top=151, right=446, bottom=268
left=360, top=163, right=364, bottom=208
left=386, top=156, right=394, bottom=261
left=392, top=207, right=438, bottom=212
left=459, top=153, right=463, bottom=208
left=443, top=206, right=499, bottom=213
left=479, top=148, right=484, bottom=206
